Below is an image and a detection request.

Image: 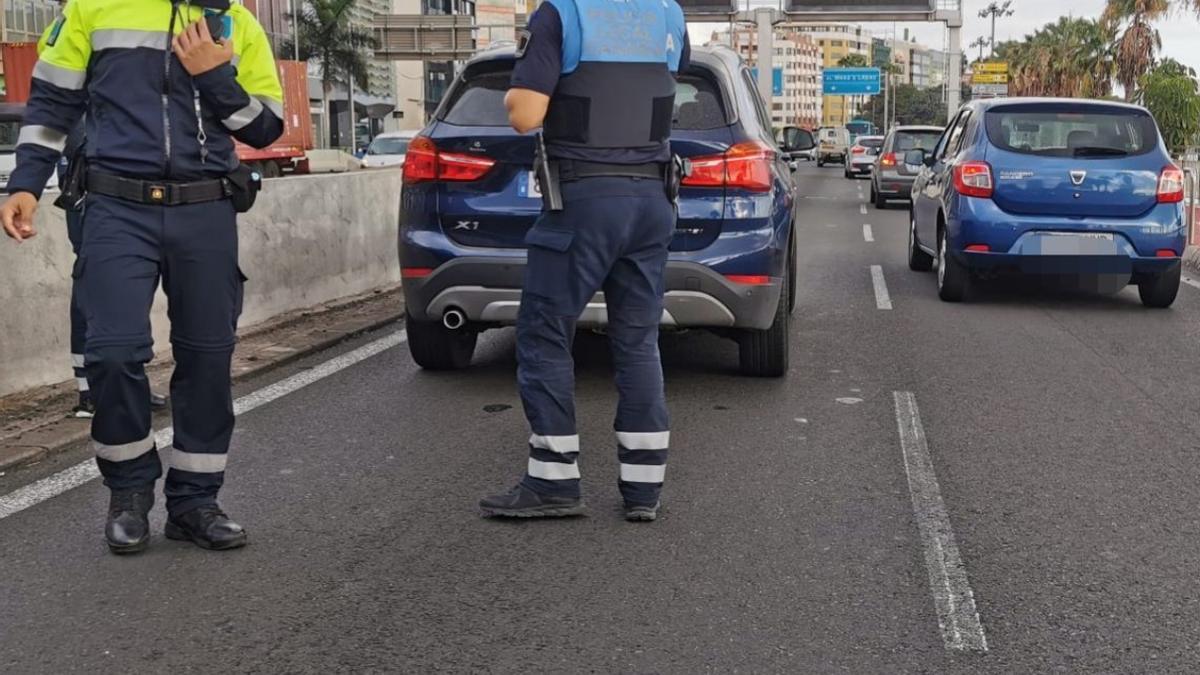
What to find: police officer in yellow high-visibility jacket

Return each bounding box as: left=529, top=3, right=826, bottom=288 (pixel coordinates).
left=1, top=0, right=283, bottom=554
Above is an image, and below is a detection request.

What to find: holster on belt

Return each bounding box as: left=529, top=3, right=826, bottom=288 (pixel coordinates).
left=53, top=154, right=87, bottom=212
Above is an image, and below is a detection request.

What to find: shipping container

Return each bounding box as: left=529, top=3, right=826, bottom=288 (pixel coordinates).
left=2, top=43, right=39, bottom=104
left=236, top=60, right=314, bottom=176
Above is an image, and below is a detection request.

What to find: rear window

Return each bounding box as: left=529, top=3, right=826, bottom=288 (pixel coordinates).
left=859, top=137, right=883, bottom=148
left=0, top=119, right=17, bottom=153
left=985, top=105, right=1158, bottom=158
left=440, top=71, right=511, bottom=127
left=368, top=137, right=410, bottom=155
left=894, top=131, right=942, bottom=152
left=674, top=75, right=726, bottom=130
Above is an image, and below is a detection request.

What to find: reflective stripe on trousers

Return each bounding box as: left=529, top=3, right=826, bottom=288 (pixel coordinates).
left=516, top=177, right=674, bottom=506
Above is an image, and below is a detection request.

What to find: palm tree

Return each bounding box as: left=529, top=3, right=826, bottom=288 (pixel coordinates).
left=998, top=18, right=1115, bottom=99
left=283, top=0, right=378, bottom=149
left=1102, top=0, right=1169, bottom=100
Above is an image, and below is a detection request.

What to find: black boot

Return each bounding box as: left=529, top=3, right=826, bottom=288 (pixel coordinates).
left=165, top=505, right=247, bottom=551
left=106, top=487, right=154, bottom=554
left=479, top=484, right=585, bottom=518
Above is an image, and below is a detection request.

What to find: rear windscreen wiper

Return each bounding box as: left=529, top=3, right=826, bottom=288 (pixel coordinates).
left=1072, top=146, right=1128, bottom=157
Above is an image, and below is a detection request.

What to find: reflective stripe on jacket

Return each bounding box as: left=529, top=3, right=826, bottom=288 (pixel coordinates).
left=10, top=0, right=283, bottom=197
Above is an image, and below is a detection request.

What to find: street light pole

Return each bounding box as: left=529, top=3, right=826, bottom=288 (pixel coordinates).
left=978, top=1, right=1014, bottom=59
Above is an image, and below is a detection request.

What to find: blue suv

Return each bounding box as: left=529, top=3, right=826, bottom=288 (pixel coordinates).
left=398, top=45, right=814, bottom=376
left=907, top=98, right=1193, bottom=307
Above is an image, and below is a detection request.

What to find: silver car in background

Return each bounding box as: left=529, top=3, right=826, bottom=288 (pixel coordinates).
left=845, top=135, right=884, bottom=179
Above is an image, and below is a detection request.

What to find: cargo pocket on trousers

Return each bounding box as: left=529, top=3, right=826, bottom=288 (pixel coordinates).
left=523, top=228, right=574, bottom=304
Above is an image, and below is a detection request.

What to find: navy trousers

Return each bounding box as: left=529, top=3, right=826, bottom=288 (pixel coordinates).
left=66, top=207, right=88, bottom=394
left=517, top=177, right=675, bottom=507
left=76, top=194, right=245, bottom=517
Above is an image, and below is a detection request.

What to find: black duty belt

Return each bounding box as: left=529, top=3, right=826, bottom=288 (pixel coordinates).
left=556, top=160, right=664, bottom=183
left=87, top=171, right=230, bottom=206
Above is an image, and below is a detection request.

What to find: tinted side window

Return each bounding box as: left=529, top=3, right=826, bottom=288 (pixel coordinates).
left=741, top=69, right=774, bottom=137
left=940, top=114, right=971, bottom=160
left=440, top=71, right=511, bottom=127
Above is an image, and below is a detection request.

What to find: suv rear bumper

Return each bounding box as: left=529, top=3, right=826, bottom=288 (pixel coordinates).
left=403, top=258, right=782, bottom=330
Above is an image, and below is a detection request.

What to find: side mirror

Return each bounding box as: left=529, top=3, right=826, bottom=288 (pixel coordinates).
left=904, top=149, right=928, bottom=167
left=782, top=127, right=816, bottom=152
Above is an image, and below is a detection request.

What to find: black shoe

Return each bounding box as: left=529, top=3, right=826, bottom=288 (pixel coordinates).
left=624, top=502, right=660, bottom=522
left=71, top=392, right=95, bottom=419
left=165, top=505, right=248, bottom=551
left=480, top=484, right=585, bottom=518
left=150, top=392, right=168, bottom=409
left=106, top=487, right=154, bottom=554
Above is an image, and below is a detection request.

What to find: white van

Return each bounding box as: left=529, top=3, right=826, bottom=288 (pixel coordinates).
left=816, top=126, right=851, bottom=167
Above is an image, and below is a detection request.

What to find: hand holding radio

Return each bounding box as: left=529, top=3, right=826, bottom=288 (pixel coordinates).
left=173, top=15, right=234, bottom=76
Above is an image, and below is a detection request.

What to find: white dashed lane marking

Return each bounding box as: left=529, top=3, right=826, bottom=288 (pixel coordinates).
left=863, top=224, right=874, bottom=242
left=871, top=265, right=892, bottom=310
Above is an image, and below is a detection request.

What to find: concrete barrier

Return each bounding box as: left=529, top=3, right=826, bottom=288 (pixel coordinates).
left=0, top=170, right=402, bottom=397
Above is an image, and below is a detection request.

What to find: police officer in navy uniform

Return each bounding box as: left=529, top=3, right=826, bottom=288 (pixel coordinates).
left=480, top=0, right=689, bottom=522
left=2, top=0, right=284, bottom=553
left=36, top=9, right=169, bottom=420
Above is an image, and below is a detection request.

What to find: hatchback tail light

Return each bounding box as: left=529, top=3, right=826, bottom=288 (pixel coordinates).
left=682, top=142, right=775, bottom=192
left=1158, top=166, right=1185, bottom=204
left=880, top=152, right=897, bottom=168
left=953, top=161, right=994, bottom=199
left=402, top=136, right=496, bottom=184
left=852, top=146, right=866, bottom=155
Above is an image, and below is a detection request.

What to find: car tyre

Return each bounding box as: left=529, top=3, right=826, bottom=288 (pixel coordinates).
left=907, top=213, right=934, bottom=272
left=1137, top=263, right=1181, bottom=308
left=739, top=270, right=790, bottom=378
left=817, top=157, right=825, bottom=168
left=872, top=183, right=886, bottom=210
left=406, top=311, right=477, bottom=370
left=936, top=229, right=970, bottom=302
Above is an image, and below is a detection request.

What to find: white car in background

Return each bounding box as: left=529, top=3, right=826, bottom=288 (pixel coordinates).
left=361, top=131, right=417, bottom=169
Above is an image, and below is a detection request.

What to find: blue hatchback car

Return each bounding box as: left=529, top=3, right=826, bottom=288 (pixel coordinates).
left=907, top=98, right=1193, bottom=307
left=398, top=45, right=813, bottom=376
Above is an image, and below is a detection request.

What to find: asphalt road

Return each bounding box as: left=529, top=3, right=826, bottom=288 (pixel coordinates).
left=4, top=162, right=1200, bottom=672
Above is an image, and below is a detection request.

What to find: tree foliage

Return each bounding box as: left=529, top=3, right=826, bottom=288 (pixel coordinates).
left=995, top=17, right=1115, bottom=99
left=837, top=54, right=870, bottom=68
left=1138, top=59, right=1200, bottom=153
left=858, top=85, right=946, bottom=127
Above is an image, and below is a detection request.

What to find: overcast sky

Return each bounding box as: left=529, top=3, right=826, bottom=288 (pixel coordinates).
left=692, top=1, right=1200, bottom=74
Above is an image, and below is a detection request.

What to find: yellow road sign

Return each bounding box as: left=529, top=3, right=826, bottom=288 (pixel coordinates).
left=971, top=73, right=1009, bottom=84
left=975, top=62, right=1009, bottom=74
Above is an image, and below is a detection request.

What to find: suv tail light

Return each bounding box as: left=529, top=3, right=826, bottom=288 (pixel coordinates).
left=402, top=136, right=496, bottom=184
left=1158, top=166, right=1185, bottom=204
left=880, top=152, right=897, bottom=168
left=682, top=142, right=774, bottom=192
left=953, top=161, right=994, bottom=199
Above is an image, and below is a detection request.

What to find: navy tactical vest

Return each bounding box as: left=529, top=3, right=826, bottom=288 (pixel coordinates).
left=543, top=0, right=687, bottom=163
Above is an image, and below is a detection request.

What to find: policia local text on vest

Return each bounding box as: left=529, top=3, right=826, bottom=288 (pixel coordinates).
left=2, top=0, right=284, bottom=554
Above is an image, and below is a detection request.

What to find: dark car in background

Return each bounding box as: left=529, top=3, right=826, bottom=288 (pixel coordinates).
left=906, top=98, right=1192, bottom=306
left=871, top=125, right=943, bottom=208
left=398, top=45, right=814, bottom=377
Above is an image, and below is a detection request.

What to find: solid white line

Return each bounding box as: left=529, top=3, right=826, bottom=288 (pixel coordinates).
left=0, top=330, right=407, bottom=521
left=860, top=204, right=869, bottom=215
left=870, top=265, right=892, bottom=310
left=863, top=224, right=875, bottom=242
left=893, top=391, right=989, bottom=653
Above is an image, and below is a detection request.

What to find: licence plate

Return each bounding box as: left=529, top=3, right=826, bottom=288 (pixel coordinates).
left=518, top=171, right=542, bottom=200
left=1039, top=232, right=1115, bottom=255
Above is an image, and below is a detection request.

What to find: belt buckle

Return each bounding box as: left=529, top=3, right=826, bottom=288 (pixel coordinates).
left=147, top=184, right=167, bottom=203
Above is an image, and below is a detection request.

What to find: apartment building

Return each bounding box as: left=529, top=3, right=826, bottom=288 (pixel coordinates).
left=711, top=26, right=822, bottom=130
left=790, top=23, right=871, bottom=128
